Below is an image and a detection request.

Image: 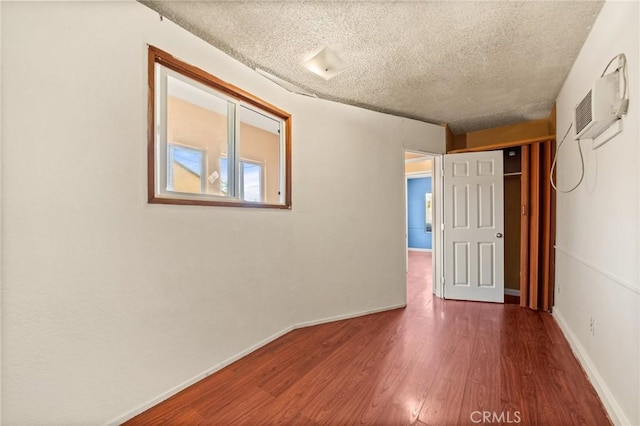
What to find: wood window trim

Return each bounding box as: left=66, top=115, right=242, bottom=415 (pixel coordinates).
left=147, top=45, right=292, bottom=209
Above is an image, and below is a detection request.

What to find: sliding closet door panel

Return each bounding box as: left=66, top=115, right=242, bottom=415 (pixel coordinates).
left=541, top=141, right=553, bottom=311
left=529, top=143, right=540, bottom=310
left=520, top=145, right=530, bottom=308
left=548, top=141, right=557, bottom=310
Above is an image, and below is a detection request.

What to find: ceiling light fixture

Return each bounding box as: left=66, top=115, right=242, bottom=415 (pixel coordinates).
left=304, top=47, right=347, bottom=81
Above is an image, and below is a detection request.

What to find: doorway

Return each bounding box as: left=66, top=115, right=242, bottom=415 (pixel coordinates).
left=404, top=151, right=442, bottom=301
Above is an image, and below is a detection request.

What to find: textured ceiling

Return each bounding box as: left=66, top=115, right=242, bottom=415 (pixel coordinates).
left=140, top=1, right=603, bottom=134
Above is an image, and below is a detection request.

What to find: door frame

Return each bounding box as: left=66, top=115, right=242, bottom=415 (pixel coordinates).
left=403, top=150, right=444, bottom=299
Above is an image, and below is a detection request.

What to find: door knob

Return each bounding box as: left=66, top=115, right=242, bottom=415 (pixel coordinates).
left=496, top=233, right=503, bottom=238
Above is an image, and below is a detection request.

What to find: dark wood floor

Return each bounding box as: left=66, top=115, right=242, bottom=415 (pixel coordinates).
left=126, top=252, right=611, bottom=425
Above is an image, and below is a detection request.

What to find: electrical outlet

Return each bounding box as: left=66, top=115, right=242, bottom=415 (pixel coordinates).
left=589, top=316, right=595, bottom=336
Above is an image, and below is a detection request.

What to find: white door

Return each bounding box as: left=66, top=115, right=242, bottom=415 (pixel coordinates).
left=444, top=151, right=504, bottom=303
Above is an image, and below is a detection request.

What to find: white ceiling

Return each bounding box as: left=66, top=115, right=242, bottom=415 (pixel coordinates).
left=141, top=1, right=604, bottom=134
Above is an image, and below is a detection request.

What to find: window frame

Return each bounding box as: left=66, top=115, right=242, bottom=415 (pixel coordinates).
left=239, top=159, right=265, bottom=203
left=219, top=156, right=266, bottom=202
left=147, top=45, right=292, bottom=209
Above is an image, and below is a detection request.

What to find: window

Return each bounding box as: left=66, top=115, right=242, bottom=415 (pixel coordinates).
left=425, top=192, right=433, bottom=232
left=219, top=157, right=264, bottom=202
left=168, top=144, right=206, bottom=194
left=148, top=46, right=291, bottom=208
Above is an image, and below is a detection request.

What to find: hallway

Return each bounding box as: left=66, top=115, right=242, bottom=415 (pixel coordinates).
left=127, top=251, right=610, bottom=425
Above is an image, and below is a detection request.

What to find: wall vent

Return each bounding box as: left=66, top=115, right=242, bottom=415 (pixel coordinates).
left=575, top=90, right=593, bottom=135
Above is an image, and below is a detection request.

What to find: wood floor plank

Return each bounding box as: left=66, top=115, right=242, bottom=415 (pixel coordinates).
left=419, top=303, right=481, bottom=425
left=498, top=306, right=531, bottom=423
left=456, top=304, right=502, bottom=424
left=243, top=311, right=404, bottom=424
left=332, top=320, right=444, bottom=424
left=254, top=319, right=365, bottom=397
left=125, top=252, right=611, bottom=426
left=193, top=386, right=275, bottom=424
left=299, top=313, right=412, bottom=424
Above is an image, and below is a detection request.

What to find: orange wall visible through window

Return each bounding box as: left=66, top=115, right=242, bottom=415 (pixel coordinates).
left=167, top=96, right=280, bottom=204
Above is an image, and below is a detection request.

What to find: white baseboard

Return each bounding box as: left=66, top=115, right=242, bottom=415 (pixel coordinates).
left=553, top=308, right=630, bottom=426
left=407, top=248, right=432, bottom=252
left=504, top=288, right=520, bottom=297
left=107, top=302, right=406, bottom=425
left=295, top=303, right=406, bottom=328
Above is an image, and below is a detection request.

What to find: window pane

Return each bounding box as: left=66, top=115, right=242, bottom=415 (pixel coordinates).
left=166, top=73, right=232, bottom=197
left=242, top=162, right=263, bottom=202
left=168, top=145, right=205, bottom=194
left=222, top=158, right=263, bottom=201
left=219, top=157, right=229, bottom=196
left=238, top=105, right=281, bottom=204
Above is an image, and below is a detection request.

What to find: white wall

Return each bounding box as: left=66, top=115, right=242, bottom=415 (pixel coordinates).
left=0, top=1, right=445, bottom=424
left=553, top=1, right=639, bottom=425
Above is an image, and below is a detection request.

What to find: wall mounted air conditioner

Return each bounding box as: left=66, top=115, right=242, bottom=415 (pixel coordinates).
left=574, top=70, right=627, bottom=140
